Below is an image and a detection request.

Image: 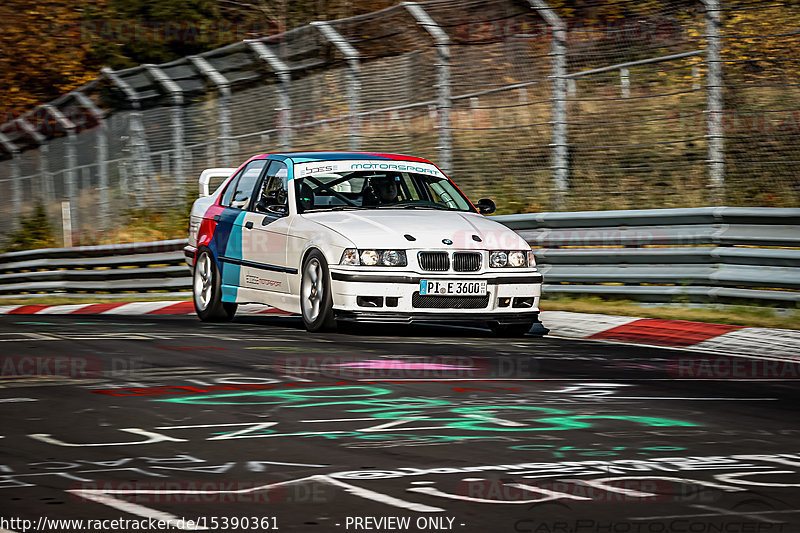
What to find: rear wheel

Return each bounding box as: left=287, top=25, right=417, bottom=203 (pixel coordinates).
left=193, top=250, right=237, bottom=322
left=300, top=250, right=336, bottom=332
left=489, top=321, right=534, bottom=337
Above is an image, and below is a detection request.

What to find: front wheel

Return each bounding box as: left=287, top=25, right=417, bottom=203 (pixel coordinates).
left=193, top=250, right=237, bottom=322
left=489, top=321, right=535, bottom=337
left=300, top=250, right=336, bottom=332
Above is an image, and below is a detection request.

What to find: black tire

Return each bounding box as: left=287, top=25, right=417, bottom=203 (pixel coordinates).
left=193, top=250, right=237, bottom=322
left=300, top=249, right=336, bottom=332
left=489, top=321, right=535, bottom=337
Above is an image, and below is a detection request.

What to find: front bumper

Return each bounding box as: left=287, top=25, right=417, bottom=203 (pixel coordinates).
left=329, top=269, right=542, bottom=322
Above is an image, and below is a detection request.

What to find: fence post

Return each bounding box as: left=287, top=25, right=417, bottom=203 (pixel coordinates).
left=14, top=118, right=47, bottom=206
left=404, top=2, right=452, bottom=173
left=0, top=134, right=20, bottom=231
left=39, top=144, right=52, bottom=207
left=247, top=41, right=292, bottom=151
left=529, top=0, right=568, bottom=209
left=313, top=21, right=361, bottom=151
left=620, top=67, right=630, bottom=98
left=188, top=56, right=232, bottom=167
left=101, top=67, right=150, bottom=207
left=702, top=0, right=725, bottom=204
left=72, top=92, right=109, bottom=229
left=143, top=65, right=186, bottom=198
left=43, top=105, right=78, bottom=232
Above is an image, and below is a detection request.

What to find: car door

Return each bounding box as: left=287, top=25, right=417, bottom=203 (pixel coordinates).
left=238, top=160, right=293, bottom=294
left=215, top=159, right=268, bottom=293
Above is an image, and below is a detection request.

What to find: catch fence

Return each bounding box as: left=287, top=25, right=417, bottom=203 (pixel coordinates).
left=1, top=0, right=798, bottom=245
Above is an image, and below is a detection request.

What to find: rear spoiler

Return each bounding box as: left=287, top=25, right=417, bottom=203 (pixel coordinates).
left=198, top=168, right=237, bottom=197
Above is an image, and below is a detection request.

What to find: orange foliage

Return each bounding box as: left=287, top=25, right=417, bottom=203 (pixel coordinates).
left=0, top=0, right=105, bottom=120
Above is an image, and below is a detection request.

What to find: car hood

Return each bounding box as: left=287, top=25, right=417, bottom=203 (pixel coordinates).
left=301, top=209, right=530, bottom=251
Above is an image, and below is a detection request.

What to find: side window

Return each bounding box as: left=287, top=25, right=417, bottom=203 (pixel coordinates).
left=220, top=160, right=267, bottom=209
left=254, top=161, right=289, bottom=214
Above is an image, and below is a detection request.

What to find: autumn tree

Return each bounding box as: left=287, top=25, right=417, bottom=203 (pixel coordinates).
left=0, top=0, right=104, bottom=120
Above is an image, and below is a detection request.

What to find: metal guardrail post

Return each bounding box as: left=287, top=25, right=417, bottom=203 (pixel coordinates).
left=528, top=0, right=568, bottom=209
left=188, top=56, right=232, bottom=167
left=404, top=2, right=452, bottom=173
left=0, top=133, right=21, bottom=231
left=143, top=65, right=186, bottom=197
left=247, top=41, right=292, bottom=151
left=42, top=105, right=78, bottom=232
left=101, top=67, right=151, bottom=208
left=313, top=21, right=361, bottom=151
left=71, top=92, right=109, bottom=228
left=702, top=0, right=725, bottom=205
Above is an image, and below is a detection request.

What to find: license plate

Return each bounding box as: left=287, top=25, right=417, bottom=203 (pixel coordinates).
left=420, top=280, right=487, bottom=296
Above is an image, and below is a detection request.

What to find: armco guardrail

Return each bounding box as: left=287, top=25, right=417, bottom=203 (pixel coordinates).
left=0, top=239, right=190, bottom=297
left=494, top=206, right=800, bottom=303
left=0, top=207, right=798, bottom=304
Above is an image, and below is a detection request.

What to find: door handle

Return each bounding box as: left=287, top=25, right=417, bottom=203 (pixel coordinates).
left=244, top=221, right=254, bottom=230
left=213, top=215, right=221, bottom=221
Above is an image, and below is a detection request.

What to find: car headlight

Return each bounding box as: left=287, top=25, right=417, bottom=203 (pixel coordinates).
left=508, top=251, right=526, bottom=267
left=381, top=250, right=405, bottom=266
left=490, top=250, right=532, bottom=268
left=490, top=251, right=508, bottom=268
left=341, top=248, right=359, bottom=265
left=341, top=249, right=407, bottom=267
left=360, top=250, right=379, bottom=266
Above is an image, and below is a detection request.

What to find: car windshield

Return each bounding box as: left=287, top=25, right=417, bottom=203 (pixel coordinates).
left=294, top=170, right=475, bottom=213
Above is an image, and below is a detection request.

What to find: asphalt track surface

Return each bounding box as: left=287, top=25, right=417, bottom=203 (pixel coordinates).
left=0, top=314, right=799, bottom=533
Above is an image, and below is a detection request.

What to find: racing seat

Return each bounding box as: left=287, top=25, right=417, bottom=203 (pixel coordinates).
left=298, top=181, right=315, bottom=212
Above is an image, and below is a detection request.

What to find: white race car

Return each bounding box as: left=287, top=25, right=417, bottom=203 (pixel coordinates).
left=185, top=152, right=542, bottom=335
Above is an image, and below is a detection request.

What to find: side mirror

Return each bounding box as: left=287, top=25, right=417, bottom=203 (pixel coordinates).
left=266, top=204, right=288, bottom=216
left=476, top=198, right=496, bottom=215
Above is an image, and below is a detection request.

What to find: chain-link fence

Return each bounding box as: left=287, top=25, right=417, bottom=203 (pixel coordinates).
left=0, top=0, right=798, bottom=245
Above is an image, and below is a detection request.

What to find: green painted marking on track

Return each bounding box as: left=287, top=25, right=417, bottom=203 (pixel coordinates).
left=158, top=385, right=700, bottom=435
left=159, top=386, right=393, bottom=406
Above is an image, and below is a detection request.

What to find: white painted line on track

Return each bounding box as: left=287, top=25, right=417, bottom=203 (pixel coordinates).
left=154, top=422, right=273, bottom=429
left=247, top=460, right=330, bottom=468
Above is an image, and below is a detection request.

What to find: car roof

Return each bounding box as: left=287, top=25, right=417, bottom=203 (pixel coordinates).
left=250, top=151, right=434, bottom=164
